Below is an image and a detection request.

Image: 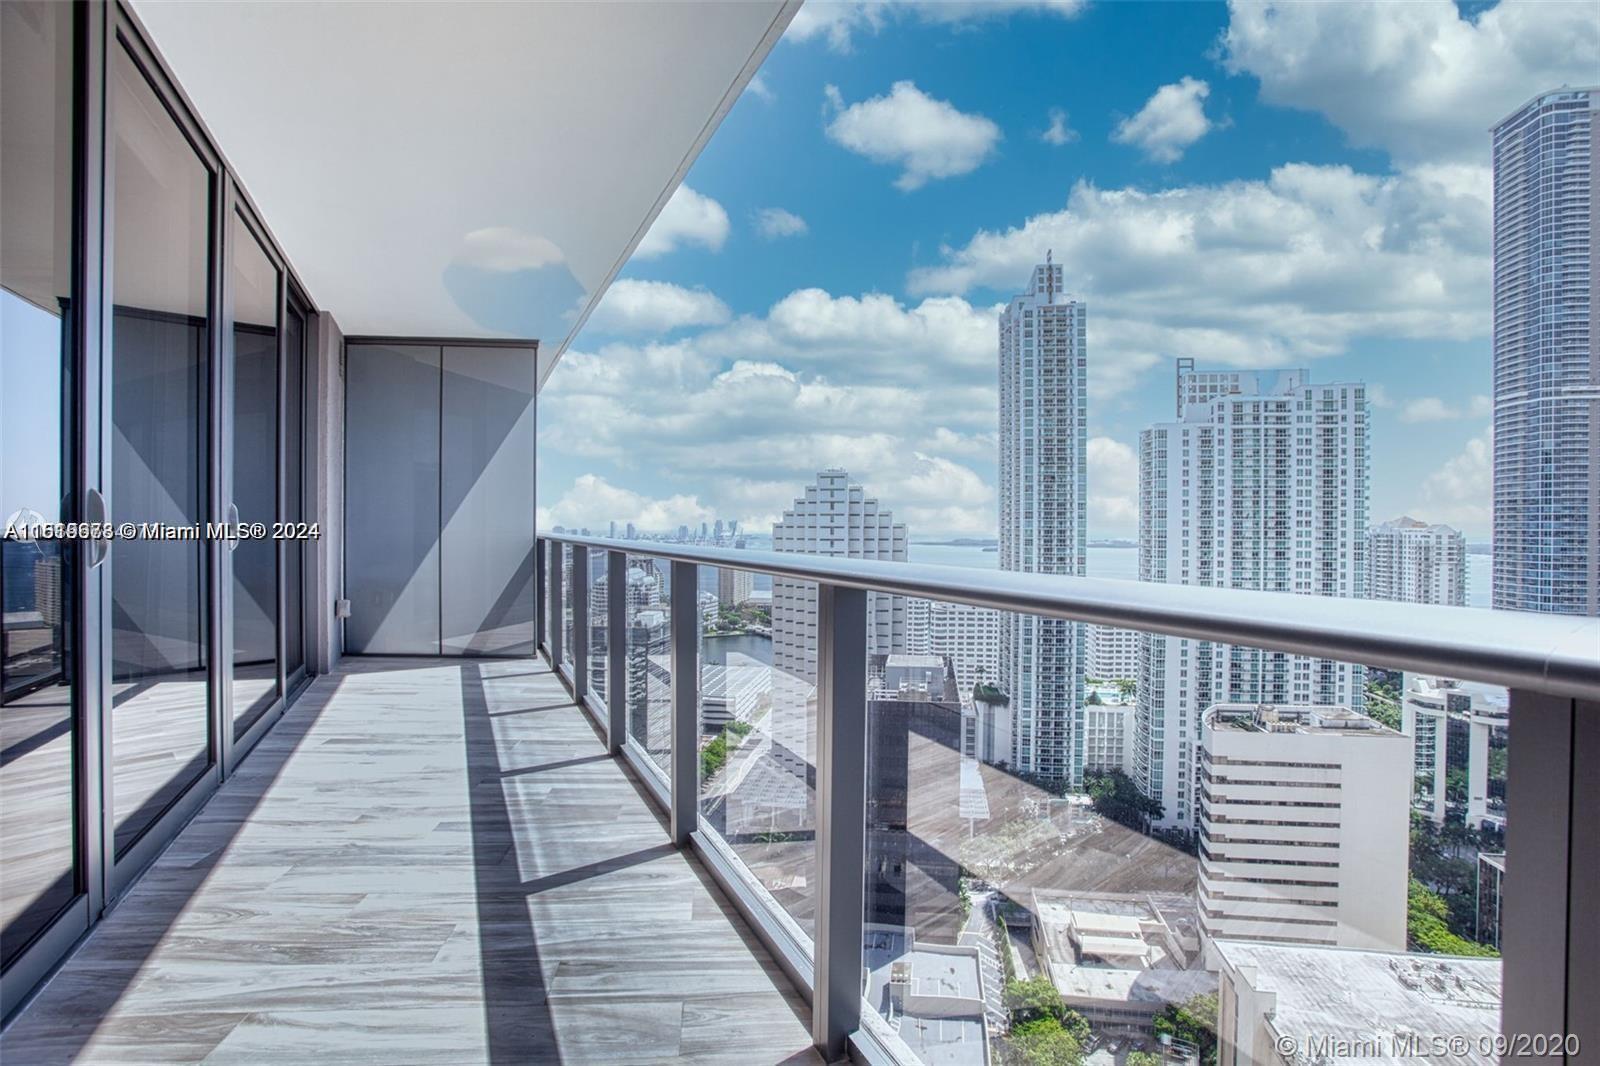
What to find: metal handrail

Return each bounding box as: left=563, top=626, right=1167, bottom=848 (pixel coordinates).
left=538, top=531, right=1600, bottom=701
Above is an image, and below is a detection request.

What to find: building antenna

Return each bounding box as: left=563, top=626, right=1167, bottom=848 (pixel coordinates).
left=1046, top=249, right=1054, bottom=302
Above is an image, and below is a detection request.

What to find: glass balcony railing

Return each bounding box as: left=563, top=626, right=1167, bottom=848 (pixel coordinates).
left=535, top=531, right=1595, bottom=1066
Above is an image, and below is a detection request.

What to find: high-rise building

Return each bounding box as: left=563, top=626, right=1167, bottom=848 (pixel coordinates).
left=904, top=597, right=1000, bottom=706
left=771, top=470, right=906, bottom=762
left=1366, top=516, right=1467, bottom=606
left=998, top=259, right=1087, bottom=785
left=1491, top=88, right=1598, bottom=616
left=1401, top=674, right=1508, bottom=829
left=1199, top=703, right=1410, bottom=951
left=716, top=566, right=753, bottom=608
left=1136, top=363, right=1368, bottom=829
left=1085, top=624, right=1139, bottom=681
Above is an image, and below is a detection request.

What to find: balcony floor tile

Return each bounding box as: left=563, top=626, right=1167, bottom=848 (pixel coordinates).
left=1, top=656, right=819, bottom=1065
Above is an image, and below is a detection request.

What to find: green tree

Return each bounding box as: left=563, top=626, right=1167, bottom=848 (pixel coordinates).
left=1154, top=992, right=1219, bottom=1066
left=1115, top=678, right=1137, bottom=699
left=1407, top=877, right=1498, bottom=957
left=1006, top=1018, right=1083, bottom=1066
left=1126, top=1053, right=1163, bottom=1066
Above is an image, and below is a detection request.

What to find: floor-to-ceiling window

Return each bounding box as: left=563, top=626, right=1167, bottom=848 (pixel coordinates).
left=107, top=39, right=214, bottom=858
left=1, top=0, right=81, bottom=972
left=229, top=210, right=280, bottom=737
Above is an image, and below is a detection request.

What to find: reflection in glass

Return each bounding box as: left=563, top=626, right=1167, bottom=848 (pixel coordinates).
left=230, top=211, right=280, bottom=737
left=697, top=569, right=816, bottom=938
left=1, top=0, right=79, bottom=967
left=109, top=43, right=212, bottom=857
left=560, top=545, right=574, bottom=673
left=282, top=306, right=304, bottom=680
left=624, top=556, right=671, bottom=773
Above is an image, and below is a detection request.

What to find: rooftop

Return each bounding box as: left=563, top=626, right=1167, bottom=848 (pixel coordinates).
left=1211, top=940, right=1502, bottom=1066
left=1206, top=703, right=1403, bottom=737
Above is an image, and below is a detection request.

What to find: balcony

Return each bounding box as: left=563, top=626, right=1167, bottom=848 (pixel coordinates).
left=3, top=2, right=1599, bottom=1064
left=1, top=656, right=818, bottom=1063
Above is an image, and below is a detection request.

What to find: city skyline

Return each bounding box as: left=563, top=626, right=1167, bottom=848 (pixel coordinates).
left=535, top=1, right=1600, bottom=542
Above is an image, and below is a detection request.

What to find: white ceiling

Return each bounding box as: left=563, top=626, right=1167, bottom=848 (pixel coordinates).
left=131, top=0, right=796, bottom=384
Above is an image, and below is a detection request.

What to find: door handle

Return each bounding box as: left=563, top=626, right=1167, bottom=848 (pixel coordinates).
left=227, top=502, right=241, bottom=551
left=86, top=488, right=110, bottom=568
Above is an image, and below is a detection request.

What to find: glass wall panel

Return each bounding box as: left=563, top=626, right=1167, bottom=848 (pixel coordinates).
left=440, top=345, right=535, bottom=656
left=698, top=568, right=815, bottom=939
left=344, top=344, right=440, bottom=655
left=623, top=555, right=670, bottom=773
left=108, top=42, right=213, bottom=857
left=1, top=0, right=80, bottom=968
left=282, top=305, right=304, bottom=679
left=229, top=211, right=279, bottom=737
left=857, top=611, right=1511, bottom=1066
left=587, top=552, right=607, bottom=705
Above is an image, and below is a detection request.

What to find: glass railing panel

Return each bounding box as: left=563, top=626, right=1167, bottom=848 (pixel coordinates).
left=587, top=551, right=607, bottom=706
left=860, top=609, right=1507, bottom=1066
left=559, top=545, right=574, bottom=675
left=623, top=554, right=672, bottom=773
left=696, top=566, right=814, bottom=941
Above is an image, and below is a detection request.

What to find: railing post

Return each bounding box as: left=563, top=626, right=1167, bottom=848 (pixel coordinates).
left=547, top=540, right=563, bottom=669
left=534, top=537, right=545, bottom=651
left=571, top=544, right=589, bottom=704
left=669, top=559, right=699, bottom=845
left=1501, top=688, right=1598, bottom=1061
left=607, top=550, right=627, bottom=754
left=813, top=582, right=868, bottom=1060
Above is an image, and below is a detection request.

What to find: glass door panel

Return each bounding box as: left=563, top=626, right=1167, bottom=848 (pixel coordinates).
left=228, top=212, right=280, bottom=737
left=282, top=305, right=305, bottom=683
left=108, top=43, right=213, bottom=858
left=1, top=0, right=81, bottom=968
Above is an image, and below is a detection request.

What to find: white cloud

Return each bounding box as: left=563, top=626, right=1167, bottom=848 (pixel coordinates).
left=824, top=81, right=1001, bottom=191
left=1416, top=430, right=1492, bottom=533
left=787, top=0, right=1084, bottom=53
left=633, top=184, right=730, bottom=259
left=587, top=279, right=730, bottom=334
left=909, top=163, right=1491, bottom=396
left=1399, top=394, right=1492, bottom=423
left=754, top=207, right=809, bottom=239
left=1040, top=107, right=1079, bottom=146
left=746, top=72, right=774, bottom=102
left=1112, top=77, right=1214, bottom=163
left=454, top=227, right=565, bottom=272
left=1087, top=437, right=1138, bottom=530
left=539, top=474, right=715, bottom=532
left=1221, top=0, right=1600, bottom=165
left=1368, top=383, right=1394, bottom=409
left=538, top=284, right=1009, bottom=535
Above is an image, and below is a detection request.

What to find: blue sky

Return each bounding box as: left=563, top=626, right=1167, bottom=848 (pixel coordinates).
left=536, top=0, right=1597, bottom=541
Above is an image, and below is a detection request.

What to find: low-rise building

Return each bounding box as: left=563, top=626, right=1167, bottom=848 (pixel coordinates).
left=1199, top=704, right=1410, bottom=951
left=864, top=924, right=990, bottom=1066
left=1031, top=890, right=1212, bottom=1034
left=1210, top=940, right=1501, bottom=1066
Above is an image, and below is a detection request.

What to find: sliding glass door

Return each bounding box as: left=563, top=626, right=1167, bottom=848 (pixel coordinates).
left=1, top=0, right=83, bottom=977
left=106, top=38, right=217, bottom=861
left=227, top=211, right=281, bottom=738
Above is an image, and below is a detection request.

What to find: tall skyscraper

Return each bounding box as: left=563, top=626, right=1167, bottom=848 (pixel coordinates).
left=1367, top=516, right=1467, bottom=606
left=1136, top=363, right=1368, bottom=830
left=771, top=470, right=907, bottom=762
left=1491, top=88, right=1598, bottom=616
left=998, top=259, right=1087, bottom=786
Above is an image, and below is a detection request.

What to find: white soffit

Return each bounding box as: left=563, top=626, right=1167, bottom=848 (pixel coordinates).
left=130, top=0, right=797, bottom=384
